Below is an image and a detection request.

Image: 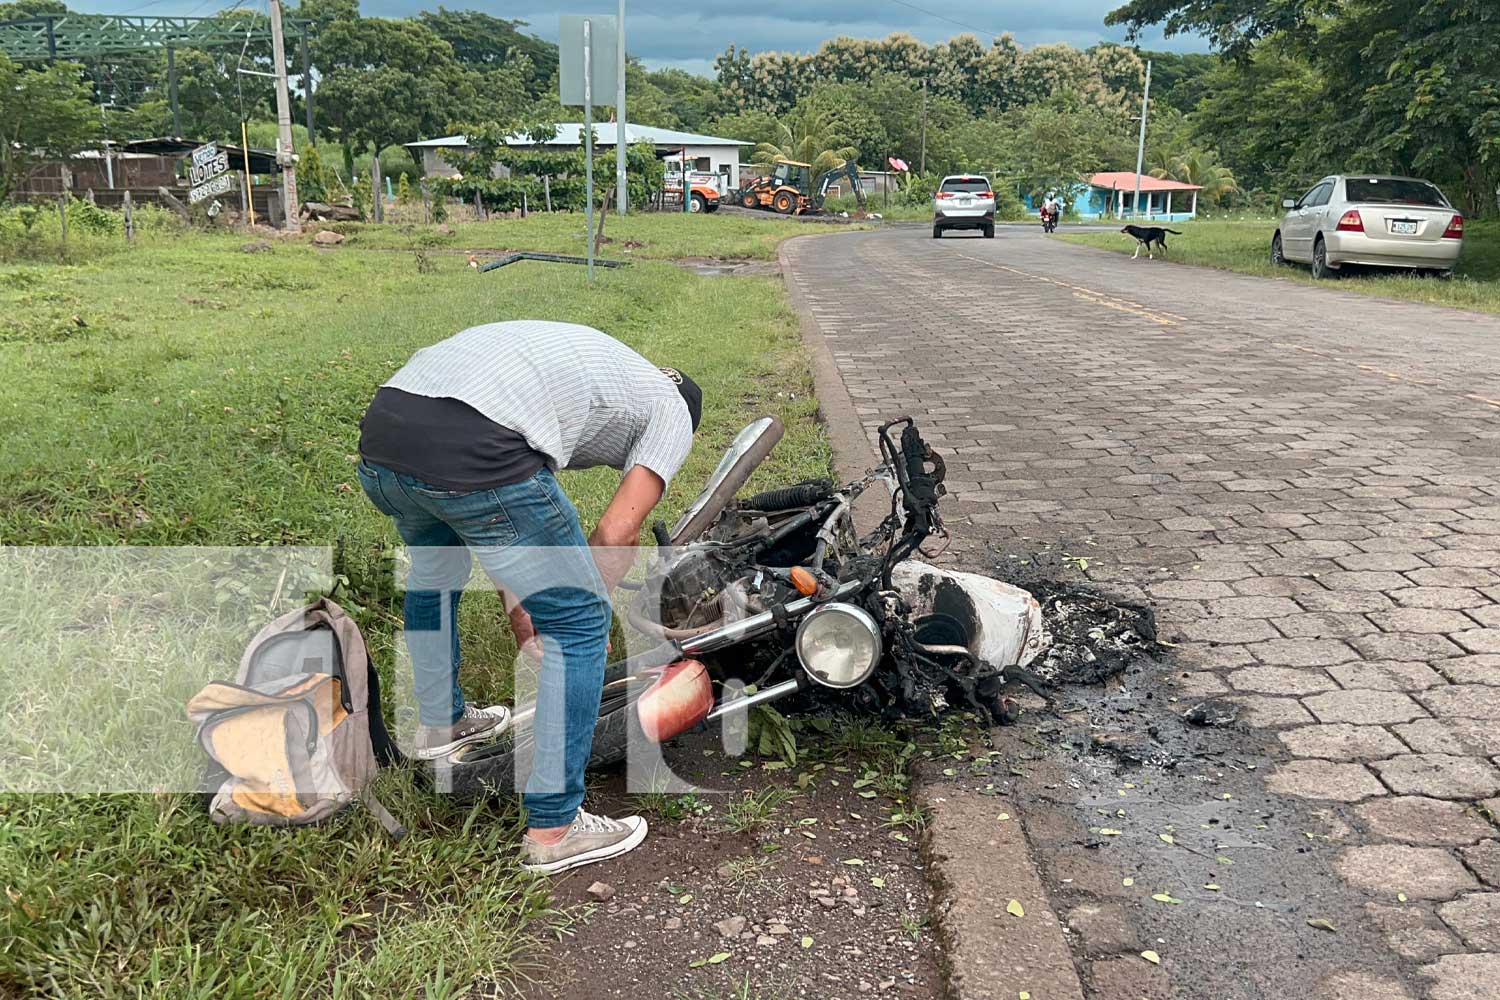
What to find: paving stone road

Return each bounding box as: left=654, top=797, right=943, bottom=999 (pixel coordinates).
left=784, top=227, right=1500, bottom=1000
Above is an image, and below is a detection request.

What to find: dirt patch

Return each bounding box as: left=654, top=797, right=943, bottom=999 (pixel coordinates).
left=716, top=205, right=861, bottom=226
left=671, top=256, right=782, bottom=278
left=517, top=729, right=942, bottom=1000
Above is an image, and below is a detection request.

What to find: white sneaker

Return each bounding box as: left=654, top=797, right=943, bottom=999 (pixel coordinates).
left=522, top=809, right=649, bottom=874
left=412, top=703, right=511, bottom=760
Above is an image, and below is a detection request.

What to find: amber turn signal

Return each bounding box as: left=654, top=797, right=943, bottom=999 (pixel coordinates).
left=789, top=566, right=818, bottom=596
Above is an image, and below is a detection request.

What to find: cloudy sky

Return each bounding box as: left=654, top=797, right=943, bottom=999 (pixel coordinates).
left=76, top=1, right=1205, bottom=76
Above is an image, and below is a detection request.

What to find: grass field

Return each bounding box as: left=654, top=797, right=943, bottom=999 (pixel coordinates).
left=1059, top=219, right=1500, bottom=314
left=0, top=212, right=834, bottom=997
left=329, top=209, right=822, bottom=259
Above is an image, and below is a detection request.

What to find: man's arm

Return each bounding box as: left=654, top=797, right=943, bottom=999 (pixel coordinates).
left=589, top=465, right=666, bottom=592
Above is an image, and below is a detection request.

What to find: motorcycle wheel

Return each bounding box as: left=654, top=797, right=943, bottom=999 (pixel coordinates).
left=432, top=659, right=640, bottom=801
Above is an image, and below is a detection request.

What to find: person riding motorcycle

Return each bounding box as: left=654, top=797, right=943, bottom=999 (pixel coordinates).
left=1041, top=192, right=1063, bottom=230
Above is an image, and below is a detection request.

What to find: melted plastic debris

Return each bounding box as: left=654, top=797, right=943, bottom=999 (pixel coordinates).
left=1026, top=582, right=1160, bottom=686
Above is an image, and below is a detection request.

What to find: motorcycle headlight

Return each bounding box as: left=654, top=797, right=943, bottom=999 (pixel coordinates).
left=795, top=603, right=882, bottom=688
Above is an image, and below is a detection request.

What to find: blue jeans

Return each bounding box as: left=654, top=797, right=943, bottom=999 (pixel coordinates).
left=356, top=459, right=611, bottom=829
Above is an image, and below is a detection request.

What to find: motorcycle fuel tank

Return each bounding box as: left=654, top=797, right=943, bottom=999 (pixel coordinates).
left=636, top=658, right=715, bottom=743
left=891, top=560, right=1048, bottom=669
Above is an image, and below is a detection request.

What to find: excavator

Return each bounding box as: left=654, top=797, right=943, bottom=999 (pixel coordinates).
left=736, top=159, right=868, bottom=216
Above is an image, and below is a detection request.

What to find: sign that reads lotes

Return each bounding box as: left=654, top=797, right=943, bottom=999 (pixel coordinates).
left=187, top=142, right=233, bottom=205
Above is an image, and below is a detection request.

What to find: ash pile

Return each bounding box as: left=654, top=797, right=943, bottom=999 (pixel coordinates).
left=1022, top=581, right=1160, bottom=687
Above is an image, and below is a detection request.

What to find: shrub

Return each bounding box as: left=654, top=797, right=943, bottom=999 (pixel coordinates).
left=66, top=197, right=120, bottom=235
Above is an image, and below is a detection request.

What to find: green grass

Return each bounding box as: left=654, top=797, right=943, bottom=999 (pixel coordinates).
left=325, top=210, right=833, bottom=260
left=1059, top=219, right=1500, bottom=314
left=0, top=214, right=835, bottom=997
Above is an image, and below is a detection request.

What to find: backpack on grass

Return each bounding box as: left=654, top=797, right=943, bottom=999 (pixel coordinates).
left=186, top=597, right=406, bottom=837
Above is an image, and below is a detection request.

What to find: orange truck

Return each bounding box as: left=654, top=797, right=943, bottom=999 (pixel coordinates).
left=665, top=172, right=722, bottom=213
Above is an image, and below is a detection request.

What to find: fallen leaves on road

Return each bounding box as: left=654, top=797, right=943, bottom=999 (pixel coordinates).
left=1151, top=893, right=1183, bottom=905
left=1307, top=919, right=1337, bottom=933
left=1007, top=899, right=1026, bottom=917
left=1141, top=950, right=1161, bottom=965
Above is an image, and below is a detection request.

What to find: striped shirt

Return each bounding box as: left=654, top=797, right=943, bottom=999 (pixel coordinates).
left=382, top=321, right=695, bottom=484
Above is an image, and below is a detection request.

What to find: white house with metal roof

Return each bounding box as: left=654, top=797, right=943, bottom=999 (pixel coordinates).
left=405, top=123, right=752, bottom=192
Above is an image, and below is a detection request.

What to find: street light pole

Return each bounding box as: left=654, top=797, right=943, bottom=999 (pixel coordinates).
left=615, top=0, right=627, bottom=214
left=1132, top=59, right=1151, bottom=221
left=269, top=0, right=301, bottom=232
left=919, top=79, right=927, bottom=176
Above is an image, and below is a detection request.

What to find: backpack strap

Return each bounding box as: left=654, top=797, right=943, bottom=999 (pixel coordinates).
left=364, top=647, right=406, bottom=767
left=360, top=785, right=407, bottom=839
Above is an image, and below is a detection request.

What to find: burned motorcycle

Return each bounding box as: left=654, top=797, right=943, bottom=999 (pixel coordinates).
left=439, top=415, right=1046, bottom=799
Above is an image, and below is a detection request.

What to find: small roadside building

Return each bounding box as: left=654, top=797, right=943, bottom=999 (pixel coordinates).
left=1024, top=173, right=1203, bottom=221
left=406, top=123, right=751, bottom=192
left=1074, top=172, right=1202, bottom=221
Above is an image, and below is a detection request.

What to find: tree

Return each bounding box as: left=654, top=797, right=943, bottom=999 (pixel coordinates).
left=703, top=109, right=781, bottom=150
left=0, top=0, right=66, bottom=20
left=417, top=8, right=554, bottom=97
left=1106, top=0, right=1323, bottom=58
left=313, top=11, right=495, bottom=221
left=1151, top=148, right=1241, bottom=205
left=1000, top=96, right=1136, bottom=201
left=0, top=55, right=99, bottom=203
left=751, top=100, right=860, bottom=188
left=1109, top=0, right=1500, bottom=216
left=1187, top=45, right=1329, bottom=196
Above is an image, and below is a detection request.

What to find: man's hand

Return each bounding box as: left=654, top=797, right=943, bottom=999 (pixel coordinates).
left=508, top=603, right=544, bottom=660
left=589, top=465, right=666, bottom=592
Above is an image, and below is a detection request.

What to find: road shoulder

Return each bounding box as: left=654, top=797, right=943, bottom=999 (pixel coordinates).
left=780, top=232, right=1088, bottom=1000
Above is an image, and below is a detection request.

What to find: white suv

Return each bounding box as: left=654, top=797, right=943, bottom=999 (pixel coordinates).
left=933, top=175, right=996, bottom=239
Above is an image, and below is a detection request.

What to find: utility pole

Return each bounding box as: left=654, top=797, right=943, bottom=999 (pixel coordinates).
left=919, top=79, right=928, bottom=176
left=269, top=0, right=301, bottom=232
left=1132, top=59, right=1151, bottom=221
left=301, top=29, right=315, bottom=142
left=583, top=18, right=595, bottom=281
left=615, top=0, right=627, bottom=214
left=167, top=46, right=180, bottom=136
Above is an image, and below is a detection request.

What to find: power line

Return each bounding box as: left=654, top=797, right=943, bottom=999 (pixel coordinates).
left=881, top=0, right=1004, bottom=40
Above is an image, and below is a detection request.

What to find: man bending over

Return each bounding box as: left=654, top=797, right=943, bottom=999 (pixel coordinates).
left=356, top=320, right=701, bottom=873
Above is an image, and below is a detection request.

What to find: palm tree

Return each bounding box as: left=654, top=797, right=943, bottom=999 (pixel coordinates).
left=1151, top=149, right=1242, bottom=206
left=751, top=101, right=859, bottom=188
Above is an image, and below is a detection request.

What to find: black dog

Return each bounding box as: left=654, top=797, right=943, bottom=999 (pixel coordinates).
left=1120, top=224, right=1182, bottom=259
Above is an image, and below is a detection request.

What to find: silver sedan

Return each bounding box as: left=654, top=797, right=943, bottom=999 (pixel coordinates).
left=1271, top=175, right=1464, bottom=278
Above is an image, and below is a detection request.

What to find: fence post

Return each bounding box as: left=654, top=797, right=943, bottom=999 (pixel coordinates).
left=544, top=175, right=553, bottom=212
left=123, top=190, right=134, bottom=242
left=57, top=195, right=67, bottom=256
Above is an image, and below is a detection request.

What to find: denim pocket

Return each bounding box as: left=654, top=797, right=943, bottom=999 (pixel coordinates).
left=355, top=461, right=401, bottom=517
left=526, top=470, right=575, bottom=528
left=417, top=485, right=520, bottom=545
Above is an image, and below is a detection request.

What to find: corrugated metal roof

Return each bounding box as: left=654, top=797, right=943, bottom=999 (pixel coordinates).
left=405, top=122, right=750, bottom=150
left=1089, top=171, right=1203, bottom=192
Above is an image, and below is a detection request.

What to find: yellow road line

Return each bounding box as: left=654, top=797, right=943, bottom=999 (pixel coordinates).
left=949, top=251, right=1179, bottom=327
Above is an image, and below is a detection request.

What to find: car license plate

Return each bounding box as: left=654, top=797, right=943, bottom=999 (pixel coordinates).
left=1390, top=220, right=1418, bottom=235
